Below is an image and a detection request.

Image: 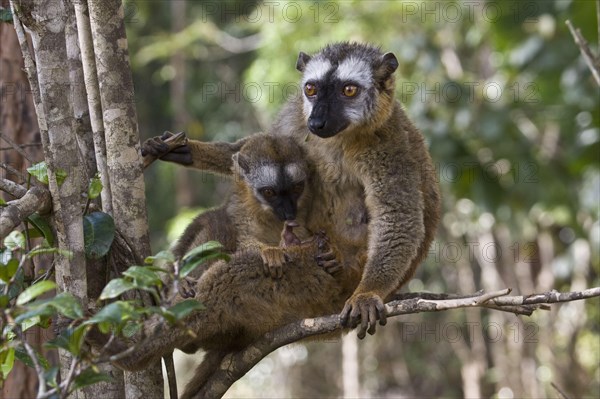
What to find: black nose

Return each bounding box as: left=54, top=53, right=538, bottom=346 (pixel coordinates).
left=308, top=117, right=326, bottom=132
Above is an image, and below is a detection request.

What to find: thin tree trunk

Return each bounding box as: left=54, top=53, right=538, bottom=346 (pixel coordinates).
left=86, top=0, right=163, bottom=397
left=65, top=1, right=96, bottom=180
left=13, top=0, right=89, bottom=392
left=73, top=0, right=113, bottom=215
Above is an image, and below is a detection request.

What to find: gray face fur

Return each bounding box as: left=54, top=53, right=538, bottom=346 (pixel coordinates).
left=296, top=42, right=399, bottom=138
left=233, top=153, right=307, bottom=221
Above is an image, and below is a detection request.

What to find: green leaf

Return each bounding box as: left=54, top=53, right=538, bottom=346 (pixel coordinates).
left=14, top=347, right=34, bottom=369
left=14, top=306, right=55, bottom=325
left=44, top=326, right=87, bottom=356
left=3, top=231, right=25, bottom=251
left=26, top=247, right=72, bottom=259
left=145, top=250, right=175, bottom=269
left=0, top=295, right=8, bottom=308
left=87, top=176, right=103, bottom=200
left=27, top=162, right=49, bottom=185
left=0, top=348, right=15, bottom=379
left=27, top=161, right=67, bottom=186
left=180, top=241, right=229, bottom=278
left=122, top=266, right=162, bottom=289
left=0, top=258, right=19, bottom=283
left=84, top=301, right=138, bottom=327
left=16, top=281, right=56, bottom=305
left=21, top=315, right=42, bottom=331
left=55, top=169, right=67, bottom=186
left=0, top=197, right=6, bottom=205
left=47, top=292, right=84, bottom=320
left=72, top=368, right=113, bottom=390
left=27, top=213, right=54, bottom=247
left=167, top=299, right=204, bottom=321
left=45, top=366, right=59, bottom=388
left=13, top=347, right=49, bottom=370
left=83, top=212, right=115, bottom=259
left=99, top=278, right=134, bottom=300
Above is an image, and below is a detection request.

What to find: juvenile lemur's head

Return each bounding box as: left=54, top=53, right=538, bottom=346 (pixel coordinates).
left=232, top=134, right=309, bottom=221
left=296, top=42, right=399, bottom=138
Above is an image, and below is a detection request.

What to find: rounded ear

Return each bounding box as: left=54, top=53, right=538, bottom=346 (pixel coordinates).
left=296, top=51, right=312, bottom=72
left=376, top=52, right=399, bottom=80
left=232, top=152, right=250, bottom=175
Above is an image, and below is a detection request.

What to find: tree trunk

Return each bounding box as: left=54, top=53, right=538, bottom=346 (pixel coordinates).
left=86, top=0, right=163, bottom=397
left=15, top=0, right=89, bottom=394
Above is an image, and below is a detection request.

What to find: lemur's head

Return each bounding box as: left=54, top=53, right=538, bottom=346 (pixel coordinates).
left=296, top=42, right=399, bottom=138
left=232, top=134, right=310, bottom=222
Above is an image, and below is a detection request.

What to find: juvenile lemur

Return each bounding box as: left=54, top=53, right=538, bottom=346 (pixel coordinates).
left=144, top=42, right=441, bottom=339
left=169, top=133, right=338, bottom=279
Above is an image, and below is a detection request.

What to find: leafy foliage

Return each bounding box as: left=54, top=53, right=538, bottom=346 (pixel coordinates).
left=83, top=212, right=115, bottom=259
left=0, top=211, right=223, bottom=395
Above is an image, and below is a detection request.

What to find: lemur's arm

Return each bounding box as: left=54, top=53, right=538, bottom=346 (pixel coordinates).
left=141, top=131, right=252, bottom=175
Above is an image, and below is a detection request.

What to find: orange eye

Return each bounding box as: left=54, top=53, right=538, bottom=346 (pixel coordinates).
left=304, top=83, right=317, bottom=97
left=343, top=85, right=358, bottom=97
left=261, top=188, right=276, bottom=198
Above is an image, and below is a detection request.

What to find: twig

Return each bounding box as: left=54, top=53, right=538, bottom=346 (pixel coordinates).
left=0, top=133, right=34, bottom=163
left=21, top=338, right=47, bottom=398
left=566, top=19, right=600, bottom=86
left=0, top=162, right=24, bottom=180
left=0, top=178, right=27, bottom=198
left=0, top=143, right=42, bottom=151
left=551, top=382, right=571, bottom=399
left=197, top=287, right=600, bottom=398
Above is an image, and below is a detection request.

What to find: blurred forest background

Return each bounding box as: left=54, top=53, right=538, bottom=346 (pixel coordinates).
left=128, top=0, right=599, bottom=397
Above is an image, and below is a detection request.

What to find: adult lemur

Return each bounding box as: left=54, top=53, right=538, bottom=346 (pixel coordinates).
left=145, top=42, right=441, bottom=338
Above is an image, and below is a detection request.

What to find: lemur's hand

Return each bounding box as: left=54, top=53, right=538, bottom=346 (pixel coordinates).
left=340, top=292, right=387, bottom=339
left=142, top=131, right=192, bottom=166
left=314, top=231, right=342, bottom=276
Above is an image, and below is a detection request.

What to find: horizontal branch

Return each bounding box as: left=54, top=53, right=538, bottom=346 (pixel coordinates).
left=0, top=185, right=51, bottom=237
left=0, top=178, right=28, bottom=198
left=198, top=287, right=600, bottom=398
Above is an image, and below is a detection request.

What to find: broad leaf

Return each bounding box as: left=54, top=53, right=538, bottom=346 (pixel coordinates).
left=85, top=301, right=138, bottom=326
left=180, top=241, right=229, bottom=278
left=27, top=213, right=54, bottom=246
left=83, top=212, right=115, bottom=259
left=0, top=258, right=19, bottom=283
left=27, top=162, right=49, bottom=185
left=168, top=299, right=204, bottom=321
left=13, top=347, right=50, bottom=370
left=99, top=278, right=134, bottom=300
left=44, top=325, right=87, bottom=356
left=72, top=368, right=113, bottom=390
left=0, top=348, right=15, bottom=379
left=16, top=281, right=56, bottom=306
left=122, top=266, right=162, bottom=289
left=46, top=293, right=84, bottom=320
left=145, top=250, right=175, bottom=269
